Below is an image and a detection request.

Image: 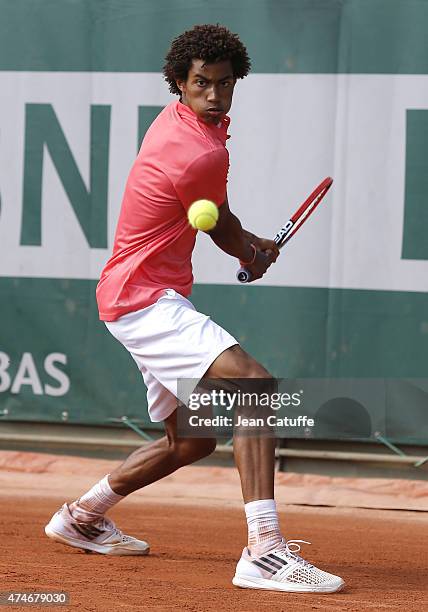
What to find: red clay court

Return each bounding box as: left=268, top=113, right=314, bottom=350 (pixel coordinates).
left=1, top=452, right=427, bottom=611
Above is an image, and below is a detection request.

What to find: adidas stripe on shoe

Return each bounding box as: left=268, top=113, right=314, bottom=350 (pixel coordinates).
left=44, top=503, right=150, bottom=556
left=233, top=538, right=344, bottom=593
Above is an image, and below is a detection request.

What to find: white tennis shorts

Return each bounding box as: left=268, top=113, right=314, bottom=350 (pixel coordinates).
left=105, top=289, right=238, bottom=422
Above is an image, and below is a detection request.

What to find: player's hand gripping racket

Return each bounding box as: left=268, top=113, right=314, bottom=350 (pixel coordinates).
left=236, top=177, right=333, bottom=283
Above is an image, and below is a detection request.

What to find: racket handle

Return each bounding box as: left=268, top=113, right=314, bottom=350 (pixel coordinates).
left=237, top=267, right=252, bottom=283
left=236, top=250, right=277, bottom=284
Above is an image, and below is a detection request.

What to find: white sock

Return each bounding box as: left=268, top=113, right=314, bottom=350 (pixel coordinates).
left=69, top=475, right=124, bottom=523
left=244, top=499, right=283, bottom=555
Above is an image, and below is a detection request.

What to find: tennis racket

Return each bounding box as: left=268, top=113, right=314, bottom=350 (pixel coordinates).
left=236, top=177, right=333, bottom=283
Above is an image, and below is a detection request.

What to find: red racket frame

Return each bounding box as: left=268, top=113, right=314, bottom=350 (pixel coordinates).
left=237, top=177, right=333, bottom=283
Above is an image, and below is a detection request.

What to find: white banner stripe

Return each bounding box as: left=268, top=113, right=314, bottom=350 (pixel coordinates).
left=0, top=72, right=427, bottom=292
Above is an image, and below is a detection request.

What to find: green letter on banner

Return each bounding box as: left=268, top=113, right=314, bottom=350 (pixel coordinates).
left=402, top=110, right=428, bottom=260
left=137, top=106, right=163, bottom=151
left=21, top=104, right=110, bottom=247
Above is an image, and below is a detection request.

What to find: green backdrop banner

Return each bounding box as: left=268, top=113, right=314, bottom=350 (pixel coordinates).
left=0, top=1, right=427, bottom=444
left=1, top=0, right=428, bottom=74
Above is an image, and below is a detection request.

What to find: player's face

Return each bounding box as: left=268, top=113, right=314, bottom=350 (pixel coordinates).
left=177, top=59, right=236, bottom=125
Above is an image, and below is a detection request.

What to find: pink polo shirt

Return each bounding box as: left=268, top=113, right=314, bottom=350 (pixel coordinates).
left=96, top=100, right=230, bottom=321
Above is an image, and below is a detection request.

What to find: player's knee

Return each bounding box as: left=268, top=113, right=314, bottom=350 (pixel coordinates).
left=227, top=347, right=273, bottom=378
left=239, top=357, right=272, bottom=379
left=172, top=437, right=217, bottom=467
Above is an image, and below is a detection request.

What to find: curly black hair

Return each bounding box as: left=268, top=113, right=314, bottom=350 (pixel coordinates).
left=163, top=24, right=251, bottom=95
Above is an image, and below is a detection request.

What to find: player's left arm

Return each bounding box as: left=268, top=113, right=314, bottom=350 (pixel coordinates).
left=241, top=228, right=279, bottom=257
left=208, top=196, right=279, bottom=264
left=175, top=151, right=278, bottom=276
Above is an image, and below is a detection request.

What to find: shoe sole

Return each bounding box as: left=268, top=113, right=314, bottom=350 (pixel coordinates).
left=45, top=525, right=150, bottom=556
left=232, top=575, right=345, bottom=593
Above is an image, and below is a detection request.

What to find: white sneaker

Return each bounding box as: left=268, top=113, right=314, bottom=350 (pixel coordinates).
left=45, top=503, right=150, bottom=556
left=233, top=539, right=344, bottom=593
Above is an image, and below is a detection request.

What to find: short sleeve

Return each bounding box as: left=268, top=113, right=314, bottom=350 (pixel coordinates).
left=174, top=149, right=229, bottom=211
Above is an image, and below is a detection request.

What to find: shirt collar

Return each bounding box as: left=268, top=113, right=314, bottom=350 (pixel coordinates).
left=176, top=100, right=230, bottom=143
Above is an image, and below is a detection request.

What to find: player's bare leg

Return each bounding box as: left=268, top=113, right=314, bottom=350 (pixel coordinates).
left=205, top=344, right=344, bottom=593
left=108, top=412, right=216, bottom=495
left=204, top=344, right=276, bottom=503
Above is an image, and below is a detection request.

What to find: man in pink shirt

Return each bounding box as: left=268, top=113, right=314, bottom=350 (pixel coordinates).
left=45, top=24, right=344, bottom=594
left=96, top=96, right=231, bottom=320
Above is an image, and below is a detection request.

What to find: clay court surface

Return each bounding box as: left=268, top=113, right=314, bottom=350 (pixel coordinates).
left=0, top=453, right=427, bottom=611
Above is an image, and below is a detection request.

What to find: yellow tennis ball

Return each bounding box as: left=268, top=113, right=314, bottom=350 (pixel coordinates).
left=187, top=199, right=219, bottom=231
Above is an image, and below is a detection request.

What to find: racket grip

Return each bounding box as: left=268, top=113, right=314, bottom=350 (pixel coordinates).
left=236, top=267, right=252, bottom=283
left=236, top=250, right=277, bottom=283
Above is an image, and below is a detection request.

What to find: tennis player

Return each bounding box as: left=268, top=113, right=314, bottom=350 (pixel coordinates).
left=45, top=24, right=344, bottom=594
